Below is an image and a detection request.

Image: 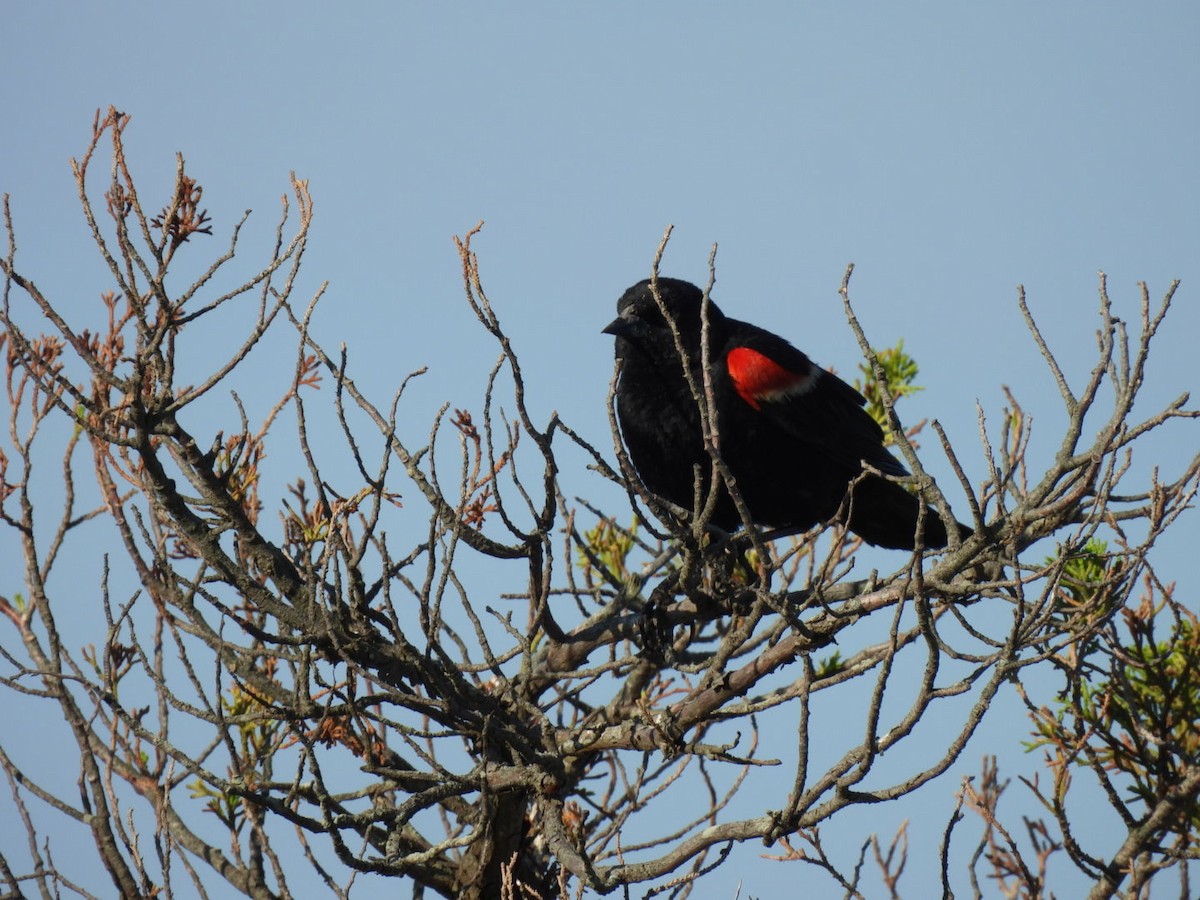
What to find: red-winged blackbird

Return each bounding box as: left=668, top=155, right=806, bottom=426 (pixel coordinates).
left=604, top=277, right=963, bottom=550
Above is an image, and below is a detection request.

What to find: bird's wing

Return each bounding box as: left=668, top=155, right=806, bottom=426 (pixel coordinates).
left=721, top=322, right=910, bottom=478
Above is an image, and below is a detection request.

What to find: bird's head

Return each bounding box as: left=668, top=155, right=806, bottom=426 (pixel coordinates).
left=603, top=278, right=726, bottom=358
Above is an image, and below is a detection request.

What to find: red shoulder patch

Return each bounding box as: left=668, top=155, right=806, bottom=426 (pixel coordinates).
left=726, top=347, right=815, bottom=410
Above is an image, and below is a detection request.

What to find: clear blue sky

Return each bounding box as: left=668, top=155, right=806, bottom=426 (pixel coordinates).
left=3, top=4, right=1197, bottom=897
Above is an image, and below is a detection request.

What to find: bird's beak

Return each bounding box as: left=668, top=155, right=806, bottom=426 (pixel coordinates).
left=602, top=316, right=634, bottom=338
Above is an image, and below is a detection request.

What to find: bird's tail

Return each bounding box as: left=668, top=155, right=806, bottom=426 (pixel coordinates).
left=846, top=476, right=970, bottom=551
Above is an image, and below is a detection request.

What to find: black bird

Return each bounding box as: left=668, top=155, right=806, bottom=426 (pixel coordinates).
left=604, top=277, right=961, bottom=550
